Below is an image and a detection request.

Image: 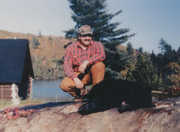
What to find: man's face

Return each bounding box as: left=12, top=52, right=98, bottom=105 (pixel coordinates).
left=79, top=34, right=92, bottom=47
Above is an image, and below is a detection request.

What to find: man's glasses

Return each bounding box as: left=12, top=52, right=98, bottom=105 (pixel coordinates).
left=80, top=34, right=92, bottom=37
left=83, top=39, right=91, bottom=41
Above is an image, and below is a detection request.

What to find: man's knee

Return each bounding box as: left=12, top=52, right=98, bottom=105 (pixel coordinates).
left=91, top=62, right=105, bottom=85
left=91, top=62, right=105, bottom=71
left=59, top=79, right=67, bottom=92
left=60, top=77, right=74, bottom=92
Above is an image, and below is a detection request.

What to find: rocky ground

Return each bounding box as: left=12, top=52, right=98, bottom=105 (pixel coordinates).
left=0, top=97, right=180, bottom=132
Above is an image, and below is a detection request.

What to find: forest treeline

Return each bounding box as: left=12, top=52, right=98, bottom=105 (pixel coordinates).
left=111, top=39, right=180, bottom=97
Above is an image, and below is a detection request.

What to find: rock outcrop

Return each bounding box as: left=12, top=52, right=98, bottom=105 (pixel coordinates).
left=0, top=97, right=180, bottom=132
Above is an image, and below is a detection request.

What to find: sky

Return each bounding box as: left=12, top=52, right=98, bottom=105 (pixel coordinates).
left=0, top=0, right=179, bottom=53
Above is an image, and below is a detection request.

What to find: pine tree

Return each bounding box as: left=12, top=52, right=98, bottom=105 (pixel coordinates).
left=129, top=54, right=160, bottom=90
left=158, top=38, right=178, bottom=65
left=127, top=42, right=134, bottom=55
left=66, top=0, right=134, bottom=79
left=159, top=38, right=172, bottom=54
left=32, top=37, right=40, bottom=49
left=150, top=39, right=180, bottom=94
left=66, top=0, right=133, bottom=46
left=177, top=47, right=180, bottom=55
left=177, top=47, right=180, bottom=64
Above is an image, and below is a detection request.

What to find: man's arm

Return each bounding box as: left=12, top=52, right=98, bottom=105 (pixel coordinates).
left=78, top=60, right=89, bottom=74
left=78, top=42, right=105, bottom=73
left=63, top=47, right=77, bottom=79
left=88, top=42, right=106, bottom=64
left=64, top=47, right=84, bottom=89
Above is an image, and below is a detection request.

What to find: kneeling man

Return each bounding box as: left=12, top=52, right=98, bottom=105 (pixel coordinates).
left=60, top=25, right=106, bottom=101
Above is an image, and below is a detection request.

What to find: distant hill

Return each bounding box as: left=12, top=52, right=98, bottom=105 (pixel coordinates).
left=0, top=30, right=72, bottom=80
left=0, top=30, right=70, bottom=59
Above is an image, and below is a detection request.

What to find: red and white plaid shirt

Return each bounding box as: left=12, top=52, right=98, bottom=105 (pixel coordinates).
left=64, top=41, right=106, bottom=79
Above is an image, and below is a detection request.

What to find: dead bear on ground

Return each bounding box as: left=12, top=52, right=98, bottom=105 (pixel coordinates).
left=78, top=79, right=153, bottom=115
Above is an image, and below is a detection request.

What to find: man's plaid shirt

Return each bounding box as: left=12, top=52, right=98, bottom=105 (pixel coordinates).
left=64, top=41, right=106, bottom=79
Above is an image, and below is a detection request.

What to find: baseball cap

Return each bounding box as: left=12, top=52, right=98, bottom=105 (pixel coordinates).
left=78, top=25, right=93, bottom=35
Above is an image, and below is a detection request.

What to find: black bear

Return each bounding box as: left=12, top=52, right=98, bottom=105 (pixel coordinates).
left=78, top=79, right=153, bottom=115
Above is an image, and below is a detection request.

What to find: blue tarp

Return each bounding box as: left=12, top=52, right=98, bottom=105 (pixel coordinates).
left=0, top=39, right=34, bottom=83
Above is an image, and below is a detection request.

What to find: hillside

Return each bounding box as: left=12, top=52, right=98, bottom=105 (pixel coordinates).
left=0, top=30, right=72, bottom=80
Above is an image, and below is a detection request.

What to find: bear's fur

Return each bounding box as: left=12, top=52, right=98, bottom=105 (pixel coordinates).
left=78, top=79, right=153, bottom=115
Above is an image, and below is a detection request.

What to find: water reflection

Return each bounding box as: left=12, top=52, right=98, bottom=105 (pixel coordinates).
left=32, top=79, right=72, bottom=101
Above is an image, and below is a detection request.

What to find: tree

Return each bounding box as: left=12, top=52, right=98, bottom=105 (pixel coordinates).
left=150, top=39, right=180, bottom=95
left=158, top=38, right=178, bottom=65
left=159, top=38, right=172, bottom=54
left=66, top=0, right=134, bottom=79
left=177, top=47, right=180, bottom=55
left=66, top=0, right=133, bottom=46
left=32, top=37, right=40, bottom=49
left=177, top=47, right=180, bottom=64
left=127, top=42, right=134, bottom=55
left=128, top=54, right=160, bottom=90
left=138, top=47, right=143, bottom=54
left=164, top=62, right=180, bottom=96
left=105, top=47, right=132, bottom=79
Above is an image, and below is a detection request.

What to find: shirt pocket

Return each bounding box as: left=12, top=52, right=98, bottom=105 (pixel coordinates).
left=89, top=47, right=94, bottom=58
left=73, top=55, right=80, bottom=65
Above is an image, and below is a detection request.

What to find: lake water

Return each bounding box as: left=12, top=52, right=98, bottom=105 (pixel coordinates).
left=32, top=79, right=73, bottom=101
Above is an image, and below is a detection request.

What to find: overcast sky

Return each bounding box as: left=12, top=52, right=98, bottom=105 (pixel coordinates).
left=0, top=0, right=179, bottom=53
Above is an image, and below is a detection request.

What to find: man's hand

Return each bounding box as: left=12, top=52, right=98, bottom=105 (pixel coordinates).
left=78, top=60, right=89, bottom=73
left=73, top=77, right=84, bottom=89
